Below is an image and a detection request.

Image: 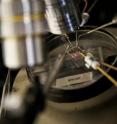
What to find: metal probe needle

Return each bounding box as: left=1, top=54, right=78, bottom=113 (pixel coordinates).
left=44, top=46, right=69, bottom=94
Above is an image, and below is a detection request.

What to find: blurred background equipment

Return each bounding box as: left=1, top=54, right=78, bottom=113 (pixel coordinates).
left=0, top=0, right=117, bottom=124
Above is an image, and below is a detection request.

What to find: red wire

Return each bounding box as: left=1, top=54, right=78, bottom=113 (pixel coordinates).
left=83, top=0, right=88, bottom=12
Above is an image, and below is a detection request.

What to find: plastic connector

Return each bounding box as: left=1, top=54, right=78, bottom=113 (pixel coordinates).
left=84, top=53, right=100, bottom=70
left=80, top=12, right=90, bottom=27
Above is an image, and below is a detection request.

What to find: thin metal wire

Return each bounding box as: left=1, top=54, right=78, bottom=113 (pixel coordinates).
left=47, top=35, right=63, bottom=43
left=77, top=20, right=117, bottom=42
left=67, top=50, right=80, bottom=68
left=64, top=34, right=73, bottom=46
left=102, top=62, right=117, bottom=71
left=44, top=45, right=70, bottom=94
left=87, top=0, right=99, bottom=13
left=75, top=29, right=78, bottom=46
left=0, top=70, right=10, bottom=119
left=86, top=21, right=117, bottom=34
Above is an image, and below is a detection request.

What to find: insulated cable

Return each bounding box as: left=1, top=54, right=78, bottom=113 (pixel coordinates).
left=78, top=51, right=117, bottom=87
left=101, top=62, right=117, bottom=72
left=96, top=66, right=117, bottom=87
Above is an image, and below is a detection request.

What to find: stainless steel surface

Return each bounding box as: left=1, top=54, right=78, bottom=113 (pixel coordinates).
left=22, top=0, right=48, bottom=67
left=25, top=36, right=46, bottom=66
left=1, top=0, right=48, bottom=37
left=1, top=0, right=25, bottom=37
left=45, top=0, right=81, bottom=34
left=1, top=0, right=48, bottom=68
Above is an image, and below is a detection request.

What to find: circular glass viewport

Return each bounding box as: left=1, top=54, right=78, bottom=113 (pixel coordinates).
left=45, top=28, right=117, bottom=102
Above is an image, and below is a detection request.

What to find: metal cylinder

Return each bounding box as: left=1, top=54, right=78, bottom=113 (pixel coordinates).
left=25, top=35, right=46, bottom=67
left=2, top=39, right=27, bottom=69
left=21, top=0, right=48, bottom=67
left=1, top=0, right=48, bottom=68
left=22, top=0, right=49, bottom=34
left=44, top=0, right=81, bottom=34
left=1, top=0, right=27, bottom=69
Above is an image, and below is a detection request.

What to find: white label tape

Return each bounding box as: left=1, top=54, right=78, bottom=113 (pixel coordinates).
left=55, top=72, right=93, bottom=88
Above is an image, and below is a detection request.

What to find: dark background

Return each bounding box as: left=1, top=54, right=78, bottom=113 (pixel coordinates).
left=79, top=0, right=117, bottom=25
